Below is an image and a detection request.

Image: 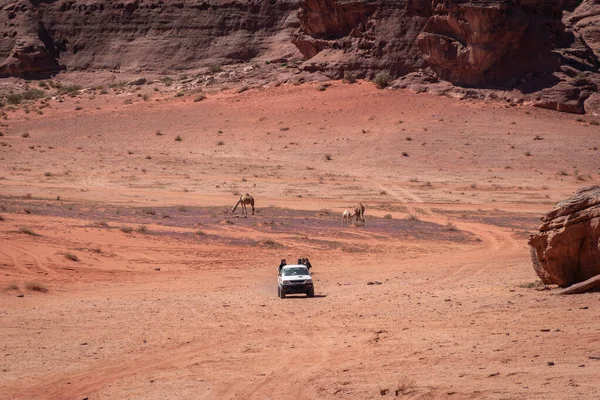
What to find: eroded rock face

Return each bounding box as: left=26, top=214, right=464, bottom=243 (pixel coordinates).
left=416, top=1, right=577, bottom=86
left=529, top=186, right=600, bottom=287
left=293, top=0, right=431, bottom=77
left=0, top=0, right=301, bottom=77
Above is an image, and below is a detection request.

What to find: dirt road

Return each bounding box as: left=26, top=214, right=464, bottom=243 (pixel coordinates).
left=1, top=81, right=599, bottom=399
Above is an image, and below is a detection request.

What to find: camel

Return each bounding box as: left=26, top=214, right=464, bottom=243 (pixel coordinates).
left=232, top=193, right=255, bottom=215
left=354, top=203, right=365, bottom=225
left=342, top=210, right=354, bottom=227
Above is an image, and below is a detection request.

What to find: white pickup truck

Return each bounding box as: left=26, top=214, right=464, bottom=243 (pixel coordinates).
left=278, top=265, right=314, bottom=298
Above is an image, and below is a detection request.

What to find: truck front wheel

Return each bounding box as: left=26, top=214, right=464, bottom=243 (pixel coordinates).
left=307, top=287, right=314, bottom=298
left=279, top=286, right=286, bottom=299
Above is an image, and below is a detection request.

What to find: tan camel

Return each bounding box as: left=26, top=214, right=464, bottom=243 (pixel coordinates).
left=232, top=193, right=255, bottom=215
left=342, top=210, right=354, bottom=227
left=354, top=203, right=365, bottom=225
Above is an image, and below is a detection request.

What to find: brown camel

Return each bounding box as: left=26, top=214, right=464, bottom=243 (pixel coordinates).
left=354, top=203, right=365, bottom=225
left=232, top=193, right=255, bottom=215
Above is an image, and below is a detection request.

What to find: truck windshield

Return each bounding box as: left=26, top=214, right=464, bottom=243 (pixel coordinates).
left=283, top=267, right=308, bottom=276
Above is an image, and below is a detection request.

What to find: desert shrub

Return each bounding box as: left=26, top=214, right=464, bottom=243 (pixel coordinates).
left=445, top=222, right=459, bottom=231
left=21, top=132, right=30, bottom=138
left=260, top=239, right=283, bottom=248
left=6, top=93, right=23, bottom=105
left=194, top=94, right=206, bottom=102
left=5, top=282, right=19, bottom=290
left=210, top=64, right=222, bottom=73
left=19, top=226, right=37, bottom=235
left=175, top=91, right=185, bottom=98
left=237, top=86, right=249, bottom=94
left=524, top=151, right=532, bottom=156
left=142, top=208, right=156, bottom=215
left=325, top=153, right=332, bottom=161
left=217, top=141, right=225, bottom=146
left=25, top=281, right=48, bottom=292
left=175, top=135, right=183, bottom=141
left=65, top=252, right=79, bottom=262
left=343, top=71, right=357, bottom=84
left=384, top=214, right=392, bottom=219
left=155, top=130, right=163, bottom=136
left=196, top=230, right=206, bottom=236
left=406, top=214, right=420, bottom=221
left=136, top=225, right=148, bottom=233
left=22, top=89, right=45, bottom=100
left=120, top=226, right=133, bottom=233
left=161, top=76, right=173, bottom=86
left=374, top=72, right=392, bottom=88
left=58, top=85, right=82, bottom=95
left=75, top=106, right=83, bottom=111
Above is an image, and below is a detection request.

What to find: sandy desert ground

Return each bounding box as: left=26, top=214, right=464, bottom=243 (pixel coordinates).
left=1, top=80, right=600, bottom=399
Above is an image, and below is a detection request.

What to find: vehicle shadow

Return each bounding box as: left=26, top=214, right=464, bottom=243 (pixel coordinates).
left=282, top=294, right=327, bottom=299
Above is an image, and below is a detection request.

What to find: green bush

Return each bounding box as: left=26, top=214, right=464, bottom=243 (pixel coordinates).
left=374, top=72, right=392, bottom=89
left=6, top=94, right=23, bottom=105
left=22, top=89, right=45, bottom=100
left=343, top=72, right=357, bottom=84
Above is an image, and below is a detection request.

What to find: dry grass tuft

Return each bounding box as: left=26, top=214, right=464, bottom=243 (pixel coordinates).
left=19, top=225, right=37, bottom=236
left=445, top=222, right=459, bottom=231
left=25, top=281, right=48, bottom=293
left=406, top=214, right=420, bottom=221
left=260, top=239, right=284, bottom=248
left=5, top=282, right=19, bottom=291
left=64, top=252, right=79, bottom=262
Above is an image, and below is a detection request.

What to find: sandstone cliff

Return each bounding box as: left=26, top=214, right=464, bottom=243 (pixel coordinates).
left=1, top=0, right=600, bottom=114
left=0, top=0, right=302, bottom=77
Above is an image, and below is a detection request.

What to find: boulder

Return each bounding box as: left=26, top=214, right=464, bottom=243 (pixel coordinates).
left=127, top=78, right=147, bottom=86
left=529, top=186, right=600, bottom=287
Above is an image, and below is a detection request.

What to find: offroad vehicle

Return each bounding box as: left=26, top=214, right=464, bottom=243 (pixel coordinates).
left=278, top=264, right=314, bottom=298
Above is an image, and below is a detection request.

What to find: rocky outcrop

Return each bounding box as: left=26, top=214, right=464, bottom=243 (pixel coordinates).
left=1, top=0, right=600, bottom=114
left=417, top=0, right=599, bottom=87
left=293, top=0, right=431, bottom=77
left=529, top=186, right=600, bottom=287
left=0, top=0, right=302, bottom=77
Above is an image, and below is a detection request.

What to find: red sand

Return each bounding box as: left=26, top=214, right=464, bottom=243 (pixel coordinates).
left=1, top=81, right=599, bottom=399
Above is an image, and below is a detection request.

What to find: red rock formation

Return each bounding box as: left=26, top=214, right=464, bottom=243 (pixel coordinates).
left=1, top=0, right=599, bottom=115
left=293, top=0, right=430, bottom=77
left=0, top=0, right=302, bottom=77
left=529, top=186, right=600, bottom=287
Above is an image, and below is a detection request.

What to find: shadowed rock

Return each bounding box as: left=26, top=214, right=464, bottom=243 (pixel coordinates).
left=529, top=186, right=600, bottom=287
